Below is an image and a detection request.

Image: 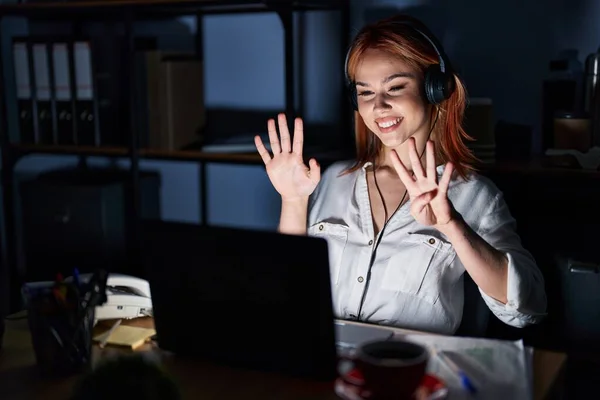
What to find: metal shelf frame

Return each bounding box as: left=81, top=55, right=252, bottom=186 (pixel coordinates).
left=0, top=0, right=351, bottom=312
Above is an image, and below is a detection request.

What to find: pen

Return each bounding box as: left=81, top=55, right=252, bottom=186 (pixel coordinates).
left=433, top=349, right=477, bottom=396
left=68, top=269, right=108, bottom=344
left=71, top=268, right=83, bottom=312
left=53, top=273, right=67, bottom=305
left=73, top=268, right=81, bottom=290
left=50, top=326, right=64, bottom=347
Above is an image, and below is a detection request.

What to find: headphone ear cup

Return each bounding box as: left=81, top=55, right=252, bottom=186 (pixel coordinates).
left=424, top=64, right=454, bottom=105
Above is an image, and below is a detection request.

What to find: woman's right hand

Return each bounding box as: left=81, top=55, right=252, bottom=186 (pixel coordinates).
left=254, top=113, right=321, bottom=201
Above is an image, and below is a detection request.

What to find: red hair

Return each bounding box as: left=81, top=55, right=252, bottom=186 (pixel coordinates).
left=343, top=15, right=477, bottom=179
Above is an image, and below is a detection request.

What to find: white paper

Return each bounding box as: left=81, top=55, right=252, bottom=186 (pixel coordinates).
left=396, top=333, right=532, bottom=400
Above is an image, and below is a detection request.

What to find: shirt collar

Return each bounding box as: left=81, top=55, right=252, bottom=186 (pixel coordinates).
left=360, top=161, right=446, bottom=175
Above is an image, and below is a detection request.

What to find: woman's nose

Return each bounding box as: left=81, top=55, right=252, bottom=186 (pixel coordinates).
left=373, top=94, right=392, bottom=111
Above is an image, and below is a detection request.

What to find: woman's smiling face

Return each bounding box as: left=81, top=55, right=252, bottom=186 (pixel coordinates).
left=354, top=48, right=431, bottom=150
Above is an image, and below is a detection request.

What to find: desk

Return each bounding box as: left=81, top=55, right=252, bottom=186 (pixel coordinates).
left=0, top=316, right=566, bottom=400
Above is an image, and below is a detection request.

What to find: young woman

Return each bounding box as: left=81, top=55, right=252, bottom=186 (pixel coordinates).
left=254, top=14, right=547, bottom=335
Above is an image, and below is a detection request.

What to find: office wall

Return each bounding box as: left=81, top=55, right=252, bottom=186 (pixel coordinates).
left=1, top=0, right=600, bottom=232
left=360, top=0, right=600, bottom=153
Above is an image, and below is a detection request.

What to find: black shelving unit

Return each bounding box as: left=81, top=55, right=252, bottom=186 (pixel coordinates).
left=0, top=0, right=352, bottom=313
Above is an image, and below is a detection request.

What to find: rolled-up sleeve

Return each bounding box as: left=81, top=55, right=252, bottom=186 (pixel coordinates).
left=476, top=193, right=548, bottom=327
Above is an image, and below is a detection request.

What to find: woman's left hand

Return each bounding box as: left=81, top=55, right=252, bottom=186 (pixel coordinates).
left=391, top=138, right=456, bottom=228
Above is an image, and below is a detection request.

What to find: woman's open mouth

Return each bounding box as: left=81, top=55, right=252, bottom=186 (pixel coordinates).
left=376, top=117, right=402, bottom=134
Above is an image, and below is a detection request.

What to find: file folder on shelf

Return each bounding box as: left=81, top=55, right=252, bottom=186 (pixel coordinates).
left=32, top=42, right=53, bottom=144
left=12, top=40, right=35, bottom=144
left=73, top=40, right=99, bottom=146
left=52, top=41, right=75, bottom=145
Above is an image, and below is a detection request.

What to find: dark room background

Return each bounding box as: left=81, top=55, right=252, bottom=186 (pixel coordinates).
left=0, top=0, right=597, bottom=230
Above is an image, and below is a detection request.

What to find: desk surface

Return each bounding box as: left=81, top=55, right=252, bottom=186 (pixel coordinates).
left=0, top=315, right=566, bottom=400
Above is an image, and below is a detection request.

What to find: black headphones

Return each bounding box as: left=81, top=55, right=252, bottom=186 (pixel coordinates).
left=345, top=18, right=456, bottom=110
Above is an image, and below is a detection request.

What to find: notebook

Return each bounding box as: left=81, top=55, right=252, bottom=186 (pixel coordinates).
left=93, top=325, right=156, bottom=350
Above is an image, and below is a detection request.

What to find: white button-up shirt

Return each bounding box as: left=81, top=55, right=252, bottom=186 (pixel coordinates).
left=307, top=161, right=547, bottom=335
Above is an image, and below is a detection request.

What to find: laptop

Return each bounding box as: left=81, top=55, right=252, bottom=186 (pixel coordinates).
left=140, top=220, right=338, bottom=381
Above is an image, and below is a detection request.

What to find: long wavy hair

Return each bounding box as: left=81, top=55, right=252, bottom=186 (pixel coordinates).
left=343, top=15, right=477, bottom=179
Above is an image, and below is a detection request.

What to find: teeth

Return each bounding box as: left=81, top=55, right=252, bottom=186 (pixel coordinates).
left=378, top=118, right=400, bottom=128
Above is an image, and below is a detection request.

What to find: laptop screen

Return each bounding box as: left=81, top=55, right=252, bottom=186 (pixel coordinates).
left=140, top=221, right=338, bottom=381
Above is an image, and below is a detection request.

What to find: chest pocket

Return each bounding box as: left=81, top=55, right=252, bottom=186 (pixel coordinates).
left=308, top=222, right=349, bottom=285
left=382, top=232, right=456, bottom=305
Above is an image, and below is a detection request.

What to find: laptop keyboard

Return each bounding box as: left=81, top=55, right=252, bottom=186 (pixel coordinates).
left=334, top=321, right=395, bottom=351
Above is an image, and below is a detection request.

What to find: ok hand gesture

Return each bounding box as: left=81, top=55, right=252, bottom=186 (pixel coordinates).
left=254, top=113, right=321, bottom=201
left=391, top=138, right=456, bottom=228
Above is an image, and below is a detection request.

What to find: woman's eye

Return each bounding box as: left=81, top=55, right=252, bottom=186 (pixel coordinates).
left=357, top=90, right=374, bottom=97
left=389, top=85, right=406, bottom=92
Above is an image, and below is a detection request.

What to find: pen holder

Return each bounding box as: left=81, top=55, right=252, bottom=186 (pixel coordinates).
left=25, top=283, right=95, bottom=378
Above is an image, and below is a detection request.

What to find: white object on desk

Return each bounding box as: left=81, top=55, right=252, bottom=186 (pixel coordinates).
left=333, top=321, right=535, bottom=399
left=98, top=274, right=153, bottom=321
left=397, top=332, right=533, bottom=400
left=66, top=273, right=153, bottom=321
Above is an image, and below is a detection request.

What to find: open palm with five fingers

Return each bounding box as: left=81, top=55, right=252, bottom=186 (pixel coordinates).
left=254, top=113, right=321, bottom=201
left=391, top=138, right=456, bottom=228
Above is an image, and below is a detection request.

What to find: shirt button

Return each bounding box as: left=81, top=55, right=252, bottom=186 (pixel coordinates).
left=368, top=240, right=373, bottom=245
left=357, top=276, right=364, bottom=283
left=319, top=224, right=324, bottom=231
left=428, top=238, right=436, bottom=245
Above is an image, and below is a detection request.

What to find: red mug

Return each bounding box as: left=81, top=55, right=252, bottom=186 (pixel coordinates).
left=338, top=339, right=429, bottom=399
